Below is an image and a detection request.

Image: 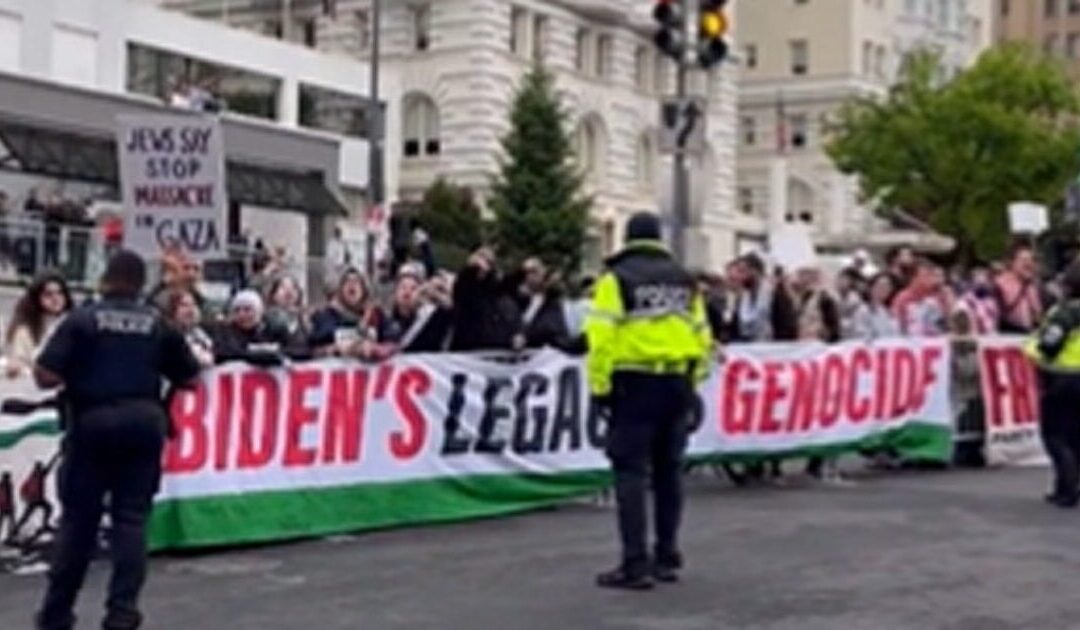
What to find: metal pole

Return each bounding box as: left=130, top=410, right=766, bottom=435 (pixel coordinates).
left=671, top=0, right=691, bottom=265
left=365, top=0, right=384, bottom=278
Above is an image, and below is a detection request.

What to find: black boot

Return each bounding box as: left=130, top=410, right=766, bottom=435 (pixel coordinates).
left=1045, top=492, right=1080, bottom=508
left=652, top=551, right=683, bottom=583
left=596, top=565, right=653, bottom=591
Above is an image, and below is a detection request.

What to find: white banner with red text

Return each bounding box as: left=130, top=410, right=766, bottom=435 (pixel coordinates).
left=978, top=336, right=1048, bottom=467
left=0, top=339, right=955, bottom=551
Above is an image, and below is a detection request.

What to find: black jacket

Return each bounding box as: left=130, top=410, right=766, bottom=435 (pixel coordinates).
left=449, top=265, right=522, bottom=352
left=518, top=291, right=570, bottom=350
left=211, top=321, right=293, bottom=366
left=384, top=305, right=453, bottom=353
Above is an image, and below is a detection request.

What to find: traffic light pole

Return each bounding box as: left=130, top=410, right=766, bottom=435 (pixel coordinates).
left=671, top=0, right=691, bottom=265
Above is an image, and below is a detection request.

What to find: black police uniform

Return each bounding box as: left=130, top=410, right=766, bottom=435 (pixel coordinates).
left=36, top=296, right=200, bottom=630
left=1029, top=298, right=1080, bottom=507
left=586, top=212, right=711, bottom=589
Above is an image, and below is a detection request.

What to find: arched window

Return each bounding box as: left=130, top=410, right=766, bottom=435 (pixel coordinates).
left=402, top=93, right=440, bottom=158
left=636, top=132, right=656, bottom=192
left=574, top=115, right=606, bottom=184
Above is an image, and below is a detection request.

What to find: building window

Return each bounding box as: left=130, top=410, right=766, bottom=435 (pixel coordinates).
left=1069, top=33, right=1080, bottom=58
left=1071, top=0, right=1080, bottom=14
left=301, top=18, right=317, bottom=48
left=1045, top=33, right=1059, bottom=54
left=740, top=116, right=756, bottom=146
left=402, top=93, right=440, bottom=158
left=575, top=28, right=590, bottom=73
left=126, top=42, right=280, bottom=120
left=1001, top=0, right=1009, bottom=15
left=738, top=187, right=754, bottom=214
left=575, top=116, right=606, bottom=183
left=790, top=39, right=808, bottom=75
left=939, top=0, right=950, bottom=29
left=1047, top=0, right=1059, bottom=17
left=744, top=43, right=758, bottom=69
left=596, top=34, right=613, bottom=78
left=299, top=83, right=379, bottom=138
left=411, top=4, right=431, bottom=51
left=875, top=45, right=887, bottom=79
left=906, top=0, right=918, bottom=13
left=510, top=7, right=527, bottom=55
left=355, top=10, right=371, bottom=51
left=862, top=41, right=874, bottom=76
left=636, top=133, right=656, bottom=191
left=532, top=15, right=547, bottom=63
left=635, top=46, right=650, bottom=91
left=790, top=114, right=808, bottom=148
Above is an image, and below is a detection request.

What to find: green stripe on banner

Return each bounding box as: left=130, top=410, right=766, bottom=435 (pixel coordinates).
left=690, top=422, right=953, bottom=465
left=0, top=418, right=60, bottom=449
left=148, top=469, right=613, bottom=551
left=147, top=422, right=951, bottom=552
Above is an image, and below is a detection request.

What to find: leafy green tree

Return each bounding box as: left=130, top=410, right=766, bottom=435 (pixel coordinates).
left=826, top=44, right=1080, bottom=261
left=415, top=178, right=485, bottom=271
left=490, top=65, right=591, bottom=273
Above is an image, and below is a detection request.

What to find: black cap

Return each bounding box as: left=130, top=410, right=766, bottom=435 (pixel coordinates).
left=101, top=249, right=147, bottom=297
left=625, top=212, right=662, bottom=243
left=1063, top=261, right=1080, bottom=299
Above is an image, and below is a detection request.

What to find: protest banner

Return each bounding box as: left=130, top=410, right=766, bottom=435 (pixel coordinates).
left=116, top=114, right=226, bottom=260
left=978, top=336, right=1047, bottom=467
left=0, top=339, right=955, bottom=555
left=0, top=377, right=62, bottom=571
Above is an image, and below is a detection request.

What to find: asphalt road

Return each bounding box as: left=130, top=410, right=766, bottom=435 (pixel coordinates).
left=2, top=467, right=1078, bottom=630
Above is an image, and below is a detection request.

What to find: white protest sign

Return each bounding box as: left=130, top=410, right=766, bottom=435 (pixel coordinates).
left=1007, top=202, right=1048, bottom=235
left=117, top=114, right=226, bottom=260
left=769, top=223, right=817, bottom=271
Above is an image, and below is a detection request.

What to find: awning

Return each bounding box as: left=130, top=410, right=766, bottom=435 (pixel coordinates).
left=0, top=119, right=117, bottom=185
left=0, top=71, right=348, bottom=216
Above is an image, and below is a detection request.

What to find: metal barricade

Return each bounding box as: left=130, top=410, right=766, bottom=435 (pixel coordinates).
left=0, top=216, right=105, bottom=288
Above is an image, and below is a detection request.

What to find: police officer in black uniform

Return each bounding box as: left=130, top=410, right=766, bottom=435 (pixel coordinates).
left=35, top=250, right=201, bottom=630
left=1027, top=261, right=1080, bottom=508
left=584, top=213, right=712, bottom=589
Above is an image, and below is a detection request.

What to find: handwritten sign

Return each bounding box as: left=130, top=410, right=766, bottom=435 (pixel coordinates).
left=116, top=114, right=226, bottom=260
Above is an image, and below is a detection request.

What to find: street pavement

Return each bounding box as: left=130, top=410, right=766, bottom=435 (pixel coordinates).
left=2, top=467, right=1079, bottom=630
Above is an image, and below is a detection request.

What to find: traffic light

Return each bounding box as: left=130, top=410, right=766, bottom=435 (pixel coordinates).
left=653, top=0, right=686, bottom=61
left=698, top=0, right=730, bottom=68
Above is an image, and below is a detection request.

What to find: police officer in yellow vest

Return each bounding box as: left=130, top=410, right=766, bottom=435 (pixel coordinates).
left=1026, top=261, right=1080, bottom=508
left=584, top=212, right=712, bottom=590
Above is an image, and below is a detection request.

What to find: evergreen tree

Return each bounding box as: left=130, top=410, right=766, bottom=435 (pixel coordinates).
left=416, top=178, right=485, bottom=271
left=490, top=65, right=591, bottom=273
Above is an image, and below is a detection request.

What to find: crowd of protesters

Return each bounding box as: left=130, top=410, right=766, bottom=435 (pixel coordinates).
left=0, top=224, right=1060, bottom=485
left=695, top=241, right=1053, bottom=349
left=0, top=227, right=1057, bottom=374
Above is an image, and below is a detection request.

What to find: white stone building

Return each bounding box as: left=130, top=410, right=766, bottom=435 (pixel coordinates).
left=736, top=0, right=992, bottom=256
left=162, top=0, right=740, bottom=269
